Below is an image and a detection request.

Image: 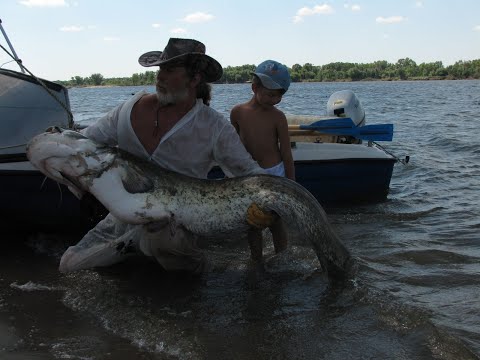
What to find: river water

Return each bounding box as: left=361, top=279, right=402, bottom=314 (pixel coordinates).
left=1, top=80, right=479, bottom=359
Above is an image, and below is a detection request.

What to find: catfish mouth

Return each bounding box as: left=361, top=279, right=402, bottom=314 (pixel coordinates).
left=27, top=128, right=115, bottom=200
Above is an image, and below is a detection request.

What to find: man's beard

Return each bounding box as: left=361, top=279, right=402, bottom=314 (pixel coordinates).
left=156, top=84, right=190, bottom=107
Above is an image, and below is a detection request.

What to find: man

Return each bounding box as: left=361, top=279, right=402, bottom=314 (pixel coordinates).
left=59, top=38, right=268, bottom=273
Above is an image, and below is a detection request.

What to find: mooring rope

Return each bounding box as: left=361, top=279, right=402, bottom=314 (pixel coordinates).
left=0, top=43, right=74, bottom=128
left=373, top=141, right=410, bottom=165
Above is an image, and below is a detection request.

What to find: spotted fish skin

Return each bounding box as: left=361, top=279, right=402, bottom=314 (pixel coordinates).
left=27, top=129, right=354, bottom=280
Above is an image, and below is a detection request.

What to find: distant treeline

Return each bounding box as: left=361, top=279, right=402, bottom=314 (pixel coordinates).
left=57, top=58, right=480, bottom=87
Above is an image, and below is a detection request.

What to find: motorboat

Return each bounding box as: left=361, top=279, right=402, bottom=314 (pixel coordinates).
left=286, top=90, right=399, bottom=205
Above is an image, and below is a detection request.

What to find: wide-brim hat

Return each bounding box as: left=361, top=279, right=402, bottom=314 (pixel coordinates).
left=138, top=38, right=223, bottom=83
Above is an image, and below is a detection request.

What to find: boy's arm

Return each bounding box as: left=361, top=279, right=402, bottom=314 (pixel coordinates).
left=277, top=115, right=296, bottom=181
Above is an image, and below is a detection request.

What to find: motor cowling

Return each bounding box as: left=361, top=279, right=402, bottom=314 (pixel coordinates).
left=326, top=90, right=365, bottom=127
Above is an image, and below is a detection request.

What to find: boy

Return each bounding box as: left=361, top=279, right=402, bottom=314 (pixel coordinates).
left=230, top=59, right=295, bottom=264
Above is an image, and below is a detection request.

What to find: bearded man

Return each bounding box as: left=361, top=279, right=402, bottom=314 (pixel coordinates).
left=60, top=38, right=265, bottom=273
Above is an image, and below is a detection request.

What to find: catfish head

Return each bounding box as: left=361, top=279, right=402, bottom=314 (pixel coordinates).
left=26, top=128, right=117, bottom=199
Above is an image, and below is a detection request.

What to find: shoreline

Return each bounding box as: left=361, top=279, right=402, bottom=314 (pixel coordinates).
left=68, top=77, right=479, bottom=89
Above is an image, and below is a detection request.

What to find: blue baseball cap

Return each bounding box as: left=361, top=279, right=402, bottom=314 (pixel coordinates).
left=251, top=60, right=291, bottom=92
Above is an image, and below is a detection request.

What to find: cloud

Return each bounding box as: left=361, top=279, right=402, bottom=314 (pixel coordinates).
left=376, top=16, right=407, bottom=24
left=152, top=23, right=161, bottom=28
left=19, top=0, right=68, bottom=7
left=344, top=4, right=361, bottom=12
left=182, top=12, right=215, bottom=23
left=59, top=25, right=83, bottom=32
left=293, top=4, right=334, bottom=23
left=60, top=25, right=96, bottom=32
left=415, top=1, right=423, bottom=8
left=170, top=28, right=187, bottom=35
left=474, top=25, right=480, bottom=32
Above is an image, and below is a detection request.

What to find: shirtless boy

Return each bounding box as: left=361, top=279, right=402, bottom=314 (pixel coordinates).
left=230, top=60, right=295, bottom=263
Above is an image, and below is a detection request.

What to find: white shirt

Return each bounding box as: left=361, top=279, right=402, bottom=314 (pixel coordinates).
left=83, top=91, right=264, bottom=179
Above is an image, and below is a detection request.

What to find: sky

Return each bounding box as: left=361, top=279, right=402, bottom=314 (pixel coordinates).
left=1, top=0, right=480, bottom=81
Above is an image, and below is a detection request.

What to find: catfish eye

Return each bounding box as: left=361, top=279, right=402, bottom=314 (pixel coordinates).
left=45, top=126, right=63, bottom=133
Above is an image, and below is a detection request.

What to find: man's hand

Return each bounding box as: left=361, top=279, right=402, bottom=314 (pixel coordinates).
left=246, top=203, right=275, bottom=229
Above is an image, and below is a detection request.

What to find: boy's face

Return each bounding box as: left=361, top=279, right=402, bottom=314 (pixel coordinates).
left=255, top=85, right=285, bottom=106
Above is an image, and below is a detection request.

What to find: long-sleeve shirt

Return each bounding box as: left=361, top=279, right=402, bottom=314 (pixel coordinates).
left=83, top=91, right=264, bottom=179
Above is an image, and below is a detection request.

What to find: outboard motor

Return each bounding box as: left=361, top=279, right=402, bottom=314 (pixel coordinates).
left=326, top=90, right=365, bottom=127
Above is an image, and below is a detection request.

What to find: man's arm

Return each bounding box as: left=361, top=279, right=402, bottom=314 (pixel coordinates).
left=81, top=91, right=147, bottom=146
left=230, top=105, right=241, bottom=134
left=213, top=120, right=265, bottom=177
left=81, top=103, right=122, bottom=146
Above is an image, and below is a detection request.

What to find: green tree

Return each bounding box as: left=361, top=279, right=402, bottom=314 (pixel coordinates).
left=89, top=73, right=104, bottom=86
left=395, top=58, right=418, bottom=79
left=56, top=57, right=480, bottom=87
left=70, top=76, right=85, bottom=86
